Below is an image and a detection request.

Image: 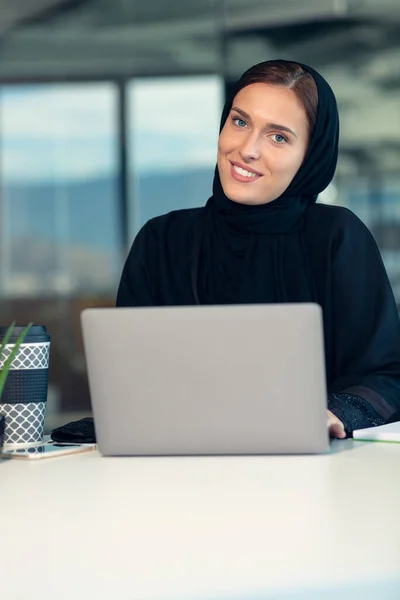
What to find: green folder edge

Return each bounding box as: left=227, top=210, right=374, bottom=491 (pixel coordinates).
left=354, top=437, right=400, bottom=444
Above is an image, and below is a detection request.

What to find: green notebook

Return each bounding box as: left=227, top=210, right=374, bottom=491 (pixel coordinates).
left=353, top=421, right=400, bottom=443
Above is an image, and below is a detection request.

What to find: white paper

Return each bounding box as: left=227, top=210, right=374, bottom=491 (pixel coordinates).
left=353, top=420, right=400, bottom=442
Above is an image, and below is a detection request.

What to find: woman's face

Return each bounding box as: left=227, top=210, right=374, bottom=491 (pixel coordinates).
left=217, top=83, right=310, bottom=206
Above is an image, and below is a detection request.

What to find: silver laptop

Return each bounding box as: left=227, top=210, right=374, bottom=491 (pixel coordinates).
left=81, top=304, right=329, bottom=455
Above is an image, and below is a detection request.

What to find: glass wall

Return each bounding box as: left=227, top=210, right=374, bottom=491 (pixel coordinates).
left=0, top=83, right=120, bottom=296
left=127, top=76, right=223, bottom=238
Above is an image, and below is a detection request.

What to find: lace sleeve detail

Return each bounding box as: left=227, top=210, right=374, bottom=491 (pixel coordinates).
left=328, top=392, right=386, bottom=434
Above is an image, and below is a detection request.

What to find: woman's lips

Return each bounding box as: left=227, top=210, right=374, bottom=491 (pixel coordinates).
left=230, top=161, right=263, bottom=183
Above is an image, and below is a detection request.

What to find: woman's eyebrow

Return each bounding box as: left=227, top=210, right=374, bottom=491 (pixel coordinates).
left=231, top=105, right=297, bottom=138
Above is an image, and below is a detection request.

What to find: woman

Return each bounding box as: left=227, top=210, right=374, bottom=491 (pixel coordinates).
left=117, top=59, right=400, bottom=438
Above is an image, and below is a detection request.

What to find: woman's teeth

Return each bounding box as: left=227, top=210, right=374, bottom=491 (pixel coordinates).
left=233, top=165, right=259, bottom=178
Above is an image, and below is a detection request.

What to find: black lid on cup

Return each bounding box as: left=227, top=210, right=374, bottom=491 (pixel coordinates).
left=0, top=325, right=50, bottom=343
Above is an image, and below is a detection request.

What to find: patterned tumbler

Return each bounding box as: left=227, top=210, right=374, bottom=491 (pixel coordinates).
left=0, top=325, right=50, bottom=446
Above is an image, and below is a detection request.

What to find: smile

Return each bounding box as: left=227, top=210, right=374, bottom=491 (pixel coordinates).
left=230, top=161, right=263, bottom=183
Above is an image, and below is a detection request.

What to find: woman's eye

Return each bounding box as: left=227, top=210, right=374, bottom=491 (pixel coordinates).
left=272, top=133, right=288, bottom=144
left=233, top=117, right=247, bottom=128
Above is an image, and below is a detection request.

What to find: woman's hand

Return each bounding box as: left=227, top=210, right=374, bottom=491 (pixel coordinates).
left=327, top=409, right=346, bottom=438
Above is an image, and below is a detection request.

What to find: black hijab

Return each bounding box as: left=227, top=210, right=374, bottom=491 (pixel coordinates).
left=194, top=60, right=339, bottom=305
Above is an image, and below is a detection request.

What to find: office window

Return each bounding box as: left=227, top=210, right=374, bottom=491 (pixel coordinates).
left=127, top=76, right=223, bottom=239
left=0, top=83, right=120, bottom=297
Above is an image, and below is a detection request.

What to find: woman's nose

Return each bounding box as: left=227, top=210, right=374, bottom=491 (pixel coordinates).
left=239, top=132, right=261, bottom=162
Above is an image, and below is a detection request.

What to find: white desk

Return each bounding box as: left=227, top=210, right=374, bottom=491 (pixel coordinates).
left=1, top=440, right=400, bottom=600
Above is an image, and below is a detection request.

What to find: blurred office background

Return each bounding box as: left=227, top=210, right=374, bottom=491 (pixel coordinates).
left=0, top=0, right=399, bottom=429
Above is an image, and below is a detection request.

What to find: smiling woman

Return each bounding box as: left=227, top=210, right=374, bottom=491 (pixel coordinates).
left=218, top=82, right=310, bottom=205
left=117, top=59, right=400, bottom=439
